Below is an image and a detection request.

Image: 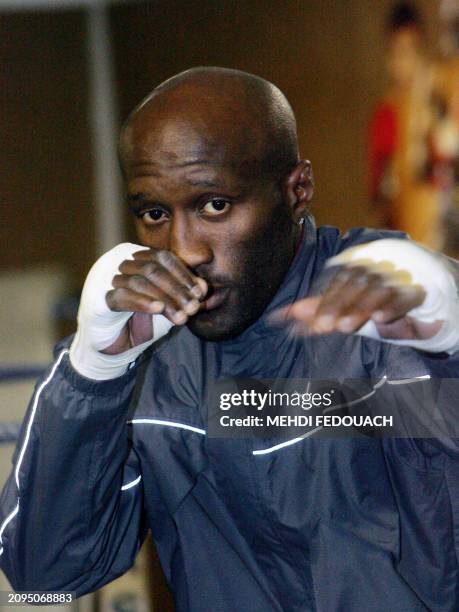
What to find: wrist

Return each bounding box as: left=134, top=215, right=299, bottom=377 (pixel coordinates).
left=69, top=314, right=174, bottom=380
left=348, top=239, right=459, bottom=353
left=69, top=330, right=142, bottom=380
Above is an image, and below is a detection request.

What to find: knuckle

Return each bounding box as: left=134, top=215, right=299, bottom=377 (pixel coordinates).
left=105, top=289, right=115, bottom=307
left=118, top=259, right=135, bottom=273
left=318, top=303, right=338, bottom=315
left=348, top=267, right=371, bottom=283
left=156, top=249, right=175, bottom=266
left=133, top=248, right=154, bottom=259
left=143, top=260, right=162, bottom=278
left=366, top=272, right=383, bottom=285
left=386, top=286, right=399, bottom=299
left=111, top=274, right=125, bottom=288
left=129, top=273, right=148, bottom=288
left=348, top=265, right=367, bottom=276
left=105, top=288, right=124, bottom=311
left=355, top=272, right=381, bottom=287
left=163, top=285, right=184, bottom=304
left=334, top=268, right=353, bottom=284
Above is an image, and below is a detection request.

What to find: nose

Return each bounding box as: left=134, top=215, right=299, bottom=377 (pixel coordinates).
left=168, top=216, right=213, bottom=269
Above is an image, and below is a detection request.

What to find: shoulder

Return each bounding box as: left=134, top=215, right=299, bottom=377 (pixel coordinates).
left=316, top=225, right=408, bottom=259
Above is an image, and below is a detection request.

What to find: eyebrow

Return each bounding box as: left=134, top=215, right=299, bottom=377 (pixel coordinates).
left=185, top=177, right=222, bottom=188
left=127, top=193, right=168, bottom=211
left=127, top=175, right=225, bottom=204
left=177, top=158, right=214, bottom=167
left=128, top=193, right=151, bottom=204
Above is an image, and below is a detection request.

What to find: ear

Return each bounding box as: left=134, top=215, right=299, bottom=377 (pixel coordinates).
left=283, top=160, right=314, bottom=224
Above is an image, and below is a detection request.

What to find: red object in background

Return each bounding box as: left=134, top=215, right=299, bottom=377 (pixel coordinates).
left=368, top=102, right=398, bottom=200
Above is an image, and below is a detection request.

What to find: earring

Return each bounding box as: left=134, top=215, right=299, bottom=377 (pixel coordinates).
left=298, top=218, right=305, bottom=226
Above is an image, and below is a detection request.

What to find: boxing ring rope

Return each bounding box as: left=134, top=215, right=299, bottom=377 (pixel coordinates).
left=0, top=367, right=46, bottom=383
left=0, top=423, right=21, bottom=445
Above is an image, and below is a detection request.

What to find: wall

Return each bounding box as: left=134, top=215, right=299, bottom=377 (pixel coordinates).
left=111, top=0, right=442, bottom=235
left=0, top=2, right=443, bottom=283
left=0, top=10, right=94, bottom=285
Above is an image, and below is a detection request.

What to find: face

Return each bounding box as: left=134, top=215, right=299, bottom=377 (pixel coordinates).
left=123, top=117, right=298, bottom=341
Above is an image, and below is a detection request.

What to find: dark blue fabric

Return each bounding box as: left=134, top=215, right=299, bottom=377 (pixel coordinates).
left=1, top=221, right=458, bottom=611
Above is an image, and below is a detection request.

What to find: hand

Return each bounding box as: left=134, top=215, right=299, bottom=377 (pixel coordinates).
left=69, top=243, right=207, bottom=380
left=105, top=247, right=208, bottom=353
left=271, top=241, right=444, bottom=341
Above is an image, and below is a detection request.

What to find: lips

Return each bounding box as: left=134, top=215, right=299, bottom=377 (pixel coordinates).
left=200, top=286, right=231, bottom=312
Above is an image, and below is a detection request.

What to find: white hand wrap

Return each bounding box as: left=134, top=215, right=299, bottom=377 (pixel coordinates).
left=69, top=243, right=173, bottom=380
left=328, top=239, right=459, bottom=354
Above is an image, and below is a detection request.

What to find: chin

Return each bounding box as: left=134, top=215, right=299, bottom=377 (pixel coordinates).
left=186, top=309, right=254, bottom=342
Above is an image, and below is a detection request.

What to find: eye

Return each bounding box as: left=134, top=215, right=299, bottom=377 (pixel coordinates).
left=140, top=208, right=168, bottom=226
left=201, top=198, right=231, bottom=216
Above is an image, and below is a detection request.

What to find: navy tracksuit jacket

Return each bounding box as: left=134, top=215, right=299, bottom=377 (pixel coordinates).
left=1, top=220, right=459, bottom=611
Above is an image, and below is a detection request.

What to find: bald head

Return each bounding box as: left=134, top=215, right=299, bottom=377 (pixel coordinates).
left=119, top=67, right=299, bottom=184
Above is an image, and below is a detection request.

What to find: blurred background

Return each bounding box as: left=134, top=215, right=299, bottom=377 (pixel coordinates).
left=1, top=1, right=458, bottom=610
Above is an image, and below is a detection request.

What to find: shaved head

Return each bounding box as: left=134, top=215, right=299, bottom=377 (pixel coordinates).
left=119, top=66, right=299, bottom=184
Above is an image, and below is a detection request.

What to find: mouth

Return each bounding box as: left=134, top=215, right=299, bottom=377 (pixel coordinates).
left=199, top=286, right=231, bottom=312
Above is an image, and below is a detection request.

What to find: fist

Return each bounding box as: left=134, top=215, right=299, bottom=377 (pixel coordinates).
left=103, top=247, right=208, bottom=354
left=272, top=239, right=445, bottom=341
left=70, top=243, right=209, bottom=379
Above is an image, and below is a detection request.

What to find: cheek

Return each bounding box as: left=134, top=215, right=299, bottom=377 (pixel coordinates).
left=218, top=204, right=271, bottom=248
left=207, top=234, right=242, bottom=276
left=207, top=212, right=260, bottom=266
left=134, top=221, right=168, bottom=249
left=209, top=206, right=288, bottom=277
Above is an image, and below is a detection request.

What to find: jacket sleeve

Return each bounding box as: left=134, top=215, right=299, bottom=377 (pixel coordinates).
left=0, top=342, right=148, bottom=595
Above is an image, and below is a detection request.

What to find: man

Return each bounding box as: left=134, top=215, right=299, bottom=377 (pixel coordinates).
left=1, top=67, right=458, bottom=611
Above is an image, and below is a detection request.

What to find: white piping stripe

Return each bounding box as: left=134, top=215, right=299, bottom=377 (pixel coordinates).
left=323, top=376, right=387, bottom=413
left=253, top=426, right=323, bottom=455
left=252, top=377, right=387, bottom=455
left=15, top=350, right=69, bottom=488
left=121, top=475, right=142, bottom=491
left=0, top=502, right=19, bottom=555
left=129, top=418, right=206, bottom=435
left=374, top=376, right=388, bottom=389
left=0, top=350, right=68, bottom=557
left=387, top=375, right=431, bottom=385
left=252, top=374, right=430, bottom=456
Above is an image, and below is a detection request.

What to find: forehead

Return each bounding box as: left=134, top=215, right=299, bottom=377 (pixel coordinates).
left=122, top=103, right=264, bottom=181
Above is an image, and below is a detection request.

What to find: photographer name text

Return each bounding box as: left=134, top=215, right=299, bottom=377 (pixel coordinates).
left=219, top=414, right=393, bottom=428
